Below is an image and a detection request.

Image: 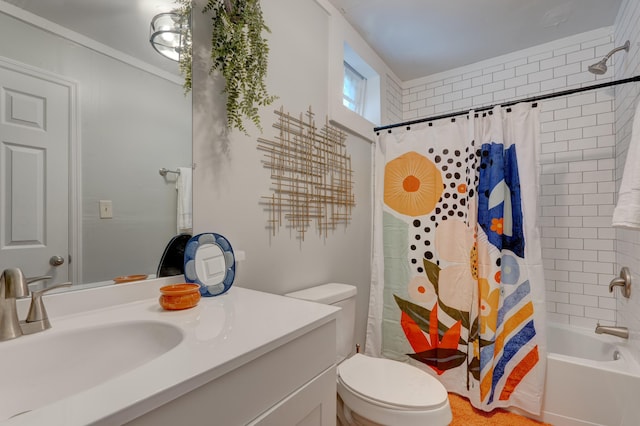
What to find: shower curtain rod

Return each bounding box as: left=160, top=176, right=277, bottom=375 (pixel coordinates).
left=374, top=75, right=640, bottom=133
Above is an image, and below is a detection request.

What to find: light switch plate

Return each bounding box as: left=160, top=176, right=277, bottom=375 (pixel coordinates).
left=99, top=200, right=113, bottom=219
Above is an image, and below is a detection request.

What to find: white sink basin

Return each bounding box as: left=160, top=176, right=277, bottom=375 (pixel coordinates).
left=0, top=320, right=183, bottom=420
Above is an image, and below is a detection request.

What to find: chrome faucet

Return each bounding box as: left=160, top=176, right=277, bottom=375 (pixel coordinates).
left=0, top=268, right=71, bottom=342
left=595, top=323, right=629, bottom=339
left=0, top=269, right=30, bottom=341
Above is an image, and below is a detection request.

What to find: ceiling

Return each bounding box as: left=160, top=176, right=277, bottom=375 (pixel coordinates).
left=3, top=0, right=624, bottom=82
left=328, top=0, right=624, bottom=81
left=2, top=0, right=181, bottom=76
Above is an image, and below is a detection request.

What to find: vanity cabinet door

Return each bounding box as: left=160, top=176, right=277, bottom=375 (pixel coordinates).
left=249, top=366, right=336, bottom=426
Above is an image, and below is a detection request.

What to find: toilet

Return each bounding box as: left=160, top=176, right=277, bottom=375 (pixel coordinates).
left=286, top=283, right=452, bottom=426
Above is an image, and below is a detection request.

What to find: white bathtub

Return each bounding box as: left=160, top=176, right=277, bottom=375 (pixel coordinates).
left=535, top=323, right=640, bottom=426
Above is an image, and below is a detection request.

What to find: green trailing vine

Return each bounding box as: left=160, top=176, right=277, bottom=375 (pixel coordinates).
left=178, top=0, right=277, bottom=135
left=176, top=0, right=192, bottom=92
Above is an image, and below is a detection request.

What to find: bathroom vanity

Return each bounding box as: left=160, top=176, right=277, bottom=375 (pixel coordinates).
left=1, top=278, right=339, bottom=425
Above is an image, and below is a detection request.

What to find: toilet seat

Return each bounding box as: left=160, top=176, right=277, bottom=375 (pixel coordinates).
left=337, top=354, right=452, bottom=426
left=338, top=353, right=448, bottom=409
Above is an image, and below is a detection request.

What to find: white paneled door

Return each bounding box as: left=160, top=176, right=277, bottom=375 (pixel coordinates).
left=0, top=61, right=71, bottom=283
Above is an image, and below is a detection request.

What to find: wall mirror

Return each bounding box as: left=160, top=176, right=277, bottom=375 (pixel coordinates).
left=0, top=0, right=192, bottom=289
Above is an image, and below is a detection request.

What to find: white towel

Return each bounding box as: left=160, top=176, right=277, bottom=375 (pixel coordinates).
left=613, top=101, right=640, bottom=229
left=176, top=166, right=192, bottom=233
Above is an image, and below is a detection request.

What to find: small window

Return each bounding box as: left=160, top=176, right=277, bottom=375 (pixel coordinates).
left=343, top=61, right=366, bottom=114
left=341, top=42, right=380, bottom=127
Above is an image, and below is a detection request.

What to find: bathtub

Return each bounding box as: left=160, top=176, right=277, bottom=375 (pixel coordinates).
left=535, top=323, right=640, bottom=426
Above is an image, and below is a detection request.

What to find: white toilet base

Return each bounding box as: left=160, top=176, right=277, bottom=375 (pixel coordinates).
left=337, top=393, right=384, bottom=426
left=337, top=379, right=452, bottom=426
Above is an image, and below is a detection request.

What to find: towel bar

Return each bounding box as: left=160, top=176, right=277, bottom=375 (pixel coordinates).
left=159, top=168, right=180, bottom=176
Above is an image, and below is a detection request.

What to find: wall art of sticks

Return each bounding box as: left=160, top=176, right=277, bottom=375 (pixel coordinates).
left=258, top=106, right=355, bottom=241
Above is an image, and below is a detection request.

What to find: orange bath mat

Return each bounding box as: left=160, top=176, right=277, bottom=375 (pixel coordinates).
left=449, top=393, right=551, bottom=426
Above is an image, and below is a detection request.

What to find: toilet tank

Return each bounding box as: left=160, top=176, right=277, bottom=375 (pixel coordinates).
left=285, top=283, right=357, bottom=363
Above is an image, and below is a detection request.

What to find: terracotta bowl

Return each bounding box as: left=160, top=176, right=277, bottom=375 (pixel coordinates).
left=159, top=283, right=201, bottom=310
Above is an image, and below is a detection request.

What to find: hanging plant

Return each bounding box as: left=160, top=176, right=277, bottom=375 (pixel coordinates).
left=176, top=0, right=192, bottom=92
left=178, top=0, right=277, bottom=135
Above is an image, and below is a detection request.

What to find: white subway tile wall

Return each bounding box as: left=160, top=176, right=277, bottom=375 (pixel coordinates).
left=386, top=74, right=403, bottom=124
left=397, top=27, right=621, bottom=329
left=614, top=0, right=640, bottom=357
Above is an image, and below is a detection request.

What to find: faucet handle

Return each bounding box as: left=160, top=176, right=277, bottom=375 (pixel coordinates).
left=22, top=282, right=72, bottom=334
left=27, top=281, right=72, bottom=296
left=26, top=275, right=53, bottom=285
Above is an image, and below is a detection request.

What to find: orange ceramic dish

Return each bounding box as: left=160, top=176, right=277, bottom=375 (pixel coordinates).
left=159, top=283, right=201, bottom=310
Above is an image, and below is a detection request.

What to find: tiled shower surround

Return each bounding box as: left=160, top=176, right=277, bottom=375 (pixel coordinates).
left=389, top=27, right=624, bottom=330
left=614, top=0, right=640, bottom=353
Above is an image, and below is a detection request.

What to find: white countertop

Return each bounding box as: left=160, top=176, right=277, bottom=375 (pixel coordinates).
left=1, top=281, right=339, bottom=425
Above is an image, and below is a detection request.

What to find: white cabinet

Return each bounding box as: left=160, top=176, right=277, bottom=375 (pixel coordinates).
left=126, top=319, right=337, bottom=426
left=250, top=367, right=336, bottom=426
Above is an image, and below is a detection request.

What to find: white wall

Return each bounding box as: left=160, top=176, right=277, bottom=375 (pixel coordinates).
left=191, top=0, right=396, bottom=348
left=399, top=28, right=621, bottom=329
left=0, top=11, right=191, bottom=284
left=614, top=0, right=640, bottom=355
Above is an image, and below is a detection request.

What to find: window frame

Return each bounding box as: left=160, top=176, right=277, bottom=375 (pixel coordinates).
left=343, top=60, right=367, bottom=115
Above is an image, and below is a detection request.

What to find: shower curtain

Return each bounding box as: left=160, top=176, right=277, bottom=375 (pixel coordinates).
left=366, top=103, right=546, bottom=414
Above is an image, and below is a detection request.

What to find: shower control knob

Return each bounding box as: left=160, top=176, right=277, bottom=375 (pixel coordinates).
left=49, top=255, right=65, bottom=267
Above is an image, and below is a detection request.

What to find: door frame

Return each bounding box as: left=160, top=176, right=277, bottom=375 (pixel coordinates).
left=0, top=56, right=81, bottom=283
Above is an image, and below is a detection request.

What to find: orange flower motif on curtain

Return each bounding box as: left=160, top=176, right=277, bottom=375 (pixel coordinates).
left=384, top=151, right=443, bottom=216
left=408, top=276, right=438, bottom=307
left=479, top=278, right=499, bottom=334
left=490, top=218, right=504, bottom=235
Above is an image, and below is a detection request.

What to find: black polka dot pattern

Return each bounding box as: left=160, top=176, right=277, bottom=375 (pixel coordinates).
left=407, top=140, right=480, bottom=274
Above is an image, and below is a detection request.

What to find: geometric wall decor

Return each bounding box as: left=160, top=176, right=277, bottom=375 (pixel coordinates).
left=258, top=106, right=355, bottom=241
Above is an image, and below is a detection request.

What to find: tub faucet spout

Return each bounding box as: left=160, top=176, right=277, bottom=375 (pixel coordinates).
left=595, top=323, right=629, bottom=339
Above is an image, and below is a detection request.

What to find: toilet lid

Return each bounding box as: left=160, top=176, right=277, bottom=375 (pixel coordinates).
left=338, top=354, right=448, bottom=410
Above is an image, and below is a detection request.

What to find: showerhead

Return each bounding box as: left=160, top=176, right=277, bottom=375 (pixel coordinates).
left=588, top=59, right=608, bottom=75
left=588, top=40, right=630, bottom=75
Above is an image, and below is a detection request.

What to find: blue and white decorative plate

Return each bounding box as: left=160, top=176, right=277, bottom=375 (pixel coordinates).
left=184, top=233, right=235, bottom=297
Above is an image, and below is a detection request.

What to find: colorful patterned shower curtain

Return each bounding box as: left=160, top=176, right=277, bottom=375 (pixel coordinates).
left=366, top=104, right=546, bottom=414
